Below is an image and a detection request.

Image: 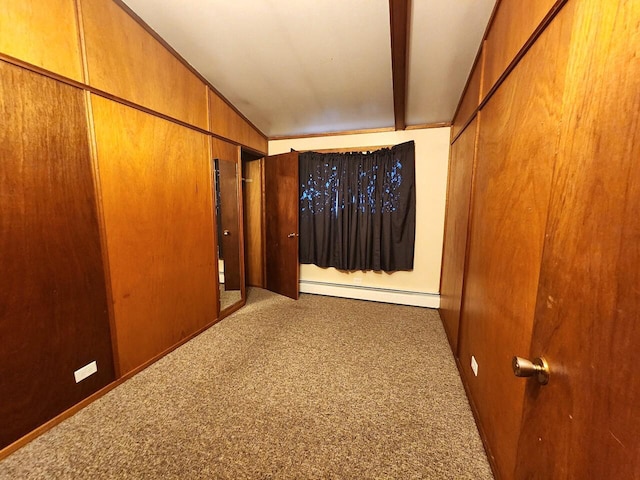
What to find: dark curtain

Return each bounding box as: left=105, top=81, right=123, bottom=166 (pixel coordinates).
left=299, top=140, right=415, bottom=272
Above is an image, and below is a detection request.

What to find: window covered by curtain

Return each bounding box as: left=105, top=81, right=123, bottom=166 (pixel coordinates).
left=299, top=141, right=415, bottom=272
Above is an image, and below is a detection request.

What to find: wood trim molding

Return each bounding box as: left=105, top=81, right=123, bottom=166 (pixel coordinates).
left=477, top=0, right=568, bottom=112
left=296, top=145, right=395, bottom=154
left=0, top=55, right=267, bottom=155
left=73, top=0, right=90, bottom=84
left=450, top=46, right=484, bottom=127
left=451, top=113, right=479, bottom=145
left=110, top=0, right=268, bottom=143
left=235, top=147, right=248, bottom=307
left=455, top=357, right=501, bottom=479
left=84, top=90, right=121, bottom=378
left=0, top=378, right=122, bottom=461
left=269, top=122, right=450, bottom=142
left=438, top=125, right=456, bottom=297
left=219, top=298, right=246, bottom=318
left=389, top=0, right=411, bottom=131
left=269, top=126, right=396, bottom=141
left=450, top=0, right=500, bottom=124
left=0, top=308, right=230, bottom=462
left=405, top=122, right=451, bottom=130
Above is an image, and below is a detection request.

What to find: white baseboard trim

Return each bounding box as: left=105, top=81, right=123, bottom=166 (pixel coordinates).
left=299, top=280, right=440, bottom=308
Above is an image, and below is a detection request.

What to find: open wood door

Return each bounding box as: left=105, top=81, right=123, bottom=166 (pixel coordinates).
left=264, top=151, right=299, bottom=299
left=515, top=1, right=640, bottom=478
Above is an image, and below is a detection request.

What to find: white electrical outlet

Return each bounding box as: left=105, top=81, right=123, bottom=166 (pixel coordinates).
left=74, top=361, right=98, bottom=383
left=471, top=355, right=479, bottom=377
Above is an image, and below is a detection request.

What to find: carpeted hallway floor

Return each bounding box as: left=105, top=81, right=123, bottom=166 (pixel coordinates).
left=0, top=289, right=493, bottom=479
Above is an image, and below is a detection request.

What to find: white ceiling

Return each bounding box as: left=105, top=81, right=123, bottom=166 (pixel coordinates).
left=122, top=0, right=495, bottom=138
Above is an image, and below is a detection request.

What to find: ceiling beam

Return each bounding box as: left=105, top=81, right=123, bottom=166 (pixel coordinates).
left=389, top=0, right=410, bottom=131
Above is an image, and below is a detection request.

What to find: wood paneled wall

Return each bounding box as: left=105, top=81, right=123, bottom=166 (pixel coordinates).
left=482, top=0, right=559, bottom=98
left=0, top=0, right=84, bottom=81
left=451, top=52, right=483, bottom=140
left=91, top=95, right=217, bottom=375
left=0, top=62, right=114, bottom=448
left=0, top=0, right=267, bottom=154
left=0, top=0, right=267, bottom=452
left=79, top=0, right=208, bottom=130
left=439, top=116, right=477, bottom=351
left=458, top=11, right=571, bottom=474
left=441, top=0, right=640, bottom=478
left=243, top=158, right=265, bottom=287
left=443, top=0, right=563, bottom=357
left=516, top=1, right=640, bottom=477
left=209, top=88, right=268, bottom=153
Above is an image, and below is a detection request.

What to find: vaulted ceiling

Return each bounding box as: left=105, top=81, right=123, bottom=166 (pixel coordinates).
left=121, top=0, right=495, bottom=138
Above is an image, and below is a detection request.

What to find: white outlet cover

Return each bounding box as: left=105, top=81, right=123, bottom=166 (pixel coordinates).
left=471, top=355, right=479, bottom=377
left=74, top=361, right=98, bottom=383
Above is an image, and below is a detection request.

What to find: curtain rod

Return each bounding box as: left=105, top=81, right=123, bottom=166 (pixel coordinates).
left=293, top=145, right=395, bottom=154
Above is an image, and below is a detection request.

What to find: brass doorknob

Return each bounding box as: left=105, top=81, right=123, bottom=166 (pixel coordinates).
left=287, top=233, right=296, bottom=238
left=512, top=356, right=550, bottom=385
left=223, top=230, right=231, bottom=236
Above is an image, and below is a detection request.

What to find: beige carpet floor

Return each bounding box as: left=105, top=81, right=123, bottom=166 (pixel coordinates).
left=0, top=289, right=493, bottom=479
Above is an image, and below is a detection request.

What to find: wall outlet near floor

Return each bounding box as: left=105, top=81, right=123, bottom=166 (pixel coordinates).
left=471, top=356, right=479, bottom=377
left=74, top=361, right=98, bottom=383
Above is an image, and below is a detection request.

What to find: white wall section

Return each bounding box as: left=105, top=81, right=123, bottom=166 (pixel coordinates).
left=269, top=127, right=450, bottom=297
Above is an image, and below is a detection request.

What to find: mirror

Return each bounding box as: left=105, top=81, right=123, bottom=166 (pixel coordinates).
left=214, top=157, right=243, bottom=312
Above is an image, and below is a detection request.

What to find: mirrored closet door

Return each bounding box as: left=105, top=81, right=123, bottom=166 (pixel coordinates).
left=212, top=142, right=244, bottom=313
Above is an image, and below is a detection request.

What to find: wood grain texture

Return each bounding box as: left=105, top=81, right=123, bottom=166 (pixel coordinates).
left=211, top=138, right=240, bottom=175
left=209, top=88, right=268, bottom=153
left=79, top=0, right=208, bottom=129
left=516, top=1, right=640, bottom=478
left=389, top=0, right=409, bottom=130
left=91, top=95, right=217, bottom=375
left=451, top=48, right=483, bottom=140
left=243, top=158, right=265, bottom=287
left=0, top=62, right=114, bottom=448
left=439, top=116, right=477, bottom=353
left=0, top=0, right=83, bottom=81
left=264, top=152, right=300, bottom=300
left=482, top=0, right=558, bottom=98
left=457, top=10, right=572, bottom=478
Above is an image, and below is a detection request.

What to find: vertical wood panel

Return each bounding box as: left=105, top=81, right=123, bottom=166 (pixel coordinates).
left=451, top=50, right=483, bottom=139
left=244, top=159, right=265, bottom=287
left=211, top=137, right=240, bottom=166
left=79, top=0, right=208, bottom=129
left=389, top=0, right=409, bottom=130
left=0, top=0, right=84, bottom=81
left=516, top=0, right=640, bottom=478
left=482, top=0, right=558, bottom=98
left=439, top=116, right=477, bottom=352
left=0, top=62, right=114, bottom=448
left=91, top=95, right=217, bottom=375
left=457, top=9, right=572, bottom=478
left=209, top=88, right=268, bottom=153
